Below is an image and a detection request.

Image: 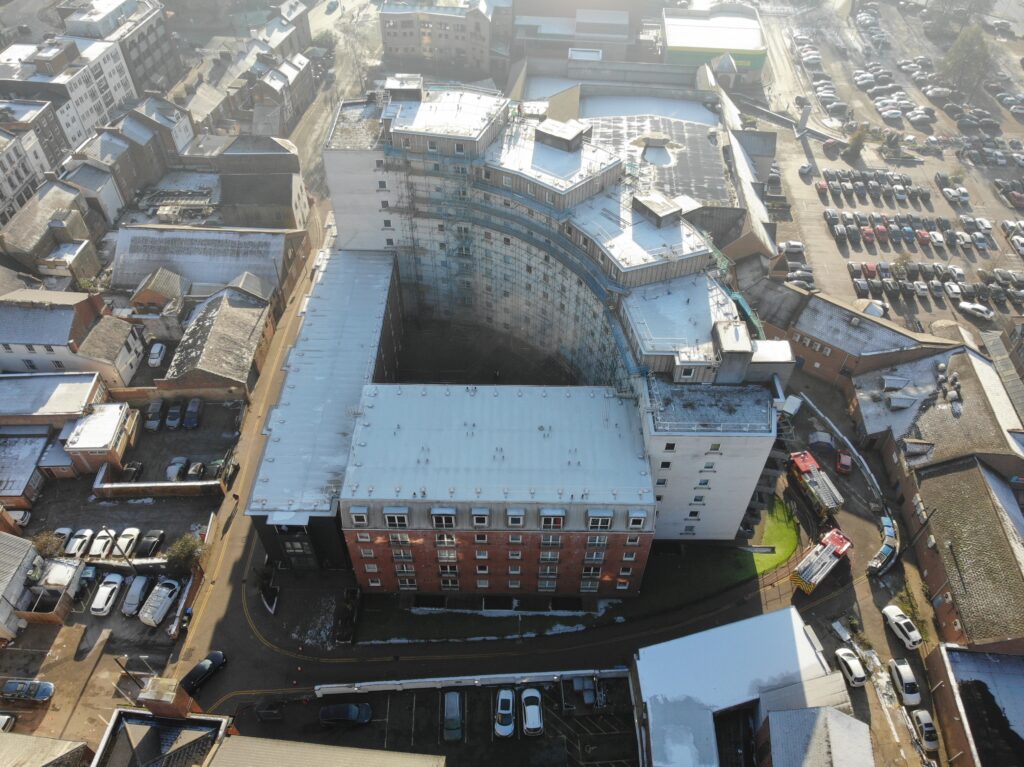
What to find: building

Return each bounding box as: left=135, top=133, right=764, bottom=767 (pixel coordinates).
left=0, top=732, right=92, bottom=766
left=0, top=124, right=40, bottom=226
left=0, top=435, right=48, bottom=509
left=0, top=531, right=38, bottom=639
left=0, top=372, right=106, bottom=428
left=661, top=1, right=767, bottom=84
left=512, top=6, right=634, bottom=63
left=0, top=290, right=146, bottom=387
left=0, top=99, right=71, bottom=174
left=57, top=0, right=182, bottom=92
left=61, top=401, right=138, bottom=473
left=631, top=607, right=861, bottom=767
left=129, top=266, right=190, bottom=313
left=0, top=37, right=138, bottom=146
left=251, top=53, right=316, bottom=137
left=756, top=707, right=874, bottom=767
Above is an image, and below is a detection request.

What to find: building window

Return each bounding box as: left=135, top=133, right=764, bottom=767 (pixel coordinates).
left=368, top=577, right=382, bottom=587
left=709, top=443, right=721, bottom=452
left=508, top=579, right=521, bottom=589
left=385, top=238, right=395, bottom=247
left=688, top=510, right=700, bottom=519
left=393, top=550, right=413, bottom=561
left=398, top=577, right=417, bottom=590
left=660, top=461, right=671, bottom=469
left=587, top=514, right=612, bottom=530
left=655, top=478, right=667, bottom=487
left=427, top=140, right=438, bottom=152
left=385, top=512, right=408, bottom=528
left=383, top=219, right=392, bottom=228
left=25, top=344, right=35, bottom=353
left=508, top=550, right=522, bottom=560
left=378, top=180, right=387, bottom=190
left=52, top=361, right=65, bottom=370
left=540, top=565, right=558, bottom=577
left=665, top=442, right=676, bottom=452
left=436, top=533, right=455, bottom=547
left=388, top=533, right=410, bottom=546
left=441, top=577, right=459, bottom=590
left=616, top=579, right=630, bottom=590
left=540, top=534, right=560, bottom=548
left=356, top=533, right=371, bottom=542
left=698, top=479, right=710, bottom=488
left=692, top=495, right=705, bottom=504
left=360, top=548, right=374, bottom=558
left=23, top=360, right=36, bottom=370
left=508, top=534, right=523, bottom=544
left=395, top=563, right=415, bottom=574
left=508, top=564, right=521, bottom=575
left=539, top=580, right=556, bottom=591
left=703, top=462, right=716, bottom=471
left=364, top=563, right=378, bottom=573
left=623, top=551, right=637, bottom=561
left=474, top=534, right=488, bottom=544
left=0, top=344, right=10, bottom=352
left=507, top=509, right=525, bottom=527
left=43, top=345, right=53, bottom=353
left=541, top=511, right=564, bottom=530
left=619, top=567, right=633, bottom=577
left=628, top=511, right=647, bottom=530
left=476, top=579, right=489, bottom=589
left=582, top=565, right=602, bottom=578
left=684, top=525, right=696, bottom=534
left=502, top=176, right=512, bottom=187
left=472, top=509, right=489, bottom=527
left=375, top=159, right=384, bottom=168
left=437, top=549, right=457, bottom=562
left=432, top=512, right=456, bottom=529
left=627, top=535, right=641, bottom=546
left=540, top=551, right=559, bottom=562
left=587, top=535, right=608, bottom=548
left=475, top=550, right=489, bottom=560
left=584, top=551, right=605, bottom=563
left=402, top=138, right=411, bottom=149
left=580, top=579, right=599, bottom=592
left=380, top=200, right=389, bottom=209
left=455, top=142, right=465, bottom=154
left=439, top=564, right=458, bottom=575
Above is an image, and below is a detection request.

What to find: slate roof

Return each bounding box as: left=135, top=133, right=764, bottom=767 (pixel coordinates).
left=1, top=180, right=82, bottom=254
left=767, top=707, right=874, bottom=767
left=77, top=315, right=134, bottom=364
left=165, top=289, right=268, bottom=385
left=794, top=295, right=951, bottom=356
left=132, top=267, right=191, bottom=302
left=0, top=732, right=87, bottom=765
left=0, top=264, right=40, bottom=296
left=0, top=531, right=33, bottom=593
left=227, top=271, right=274, bottom=301
left=916, top=457, right=1024, bottom=644
left=0, top=290, right=86, bottom=345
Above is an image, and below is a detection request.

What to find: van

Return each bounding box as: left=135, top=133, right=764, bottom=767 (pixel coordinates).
left=121, top=576, right=152, bottom=617
left=442, top=691, right=463, bottom=742
left=139, top=578, right=180, bottom=627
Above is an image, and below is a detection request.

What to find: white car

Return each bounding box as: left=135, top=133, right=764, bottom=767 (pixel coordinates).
left=975, top=217, right=992, bottom=233
left=147, top=342, right=167, bottom=368
left=90, top=573, right=125, bottom=617
left=928, top=231, right=944, bottom=248
left=893, top=184, right=907, bottom=200
left=1011, top=234, right=1024, bottom=257
left=972, top=232, right=988, bottom=249
left=889, top=659, right=922, bottom=706
left=943, top=282, right=962, bottom=299
left=949, top=265, right=965, bottom=281
left=6, top=510, right=30, bottom=527
left=65, top=529, right=94, bottom=558
left=53, top=527, right=73, bottom=545
left=882, top=605, right=923, bottom=649
left=115, top=528, right=140, bottom=558
left=912, top=709, right=940, bottom=752
left=834, top=648, right=867, bottom=687
left=494, top=688, right=515, bottom=738
left=956, top=186, right=970, bottom=203
left=941, top=187, right=959, bottom=203
left=881, top=109, right=903, bottom=120
left=779, top=240, right=805, bottom=254
left=959, top=301, right=995, bottom=320
left=914, top=281, right=929, bottom=296
left=88, top=528, right=116, bottom=559
left=521, top=688, right=544, bottom=736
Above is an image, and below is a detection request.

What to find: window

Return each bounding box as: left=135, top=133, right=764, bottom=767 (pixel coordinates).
left=655, top=478, right=667, bottom=487
left=616, top=580, right=630, bottom=591
left=587, top=511, right=612, bottom=530
left=384, top=511, right=408, bottom=528
left=360, top=548, right=374, bottom=558
left=692, top=495, right=705, bottom=504
left=683, top=525, right=696, bottom=534
left=383, top=219, right=392, bottom=228
left=428, top=140, right=438, bottom=151
left=508, top=550, right=522, bottom=560
left=436, top=533, right=455, bottom=547
left=688, top=510, right=700, bottom=519
left=627, top=536, right=642, bottom=547
left=584, top=551, right=605, bottom=563
left=540, top=551, right=559, bottom=562
left=508, top=564, right=521, bottom=575
left=455, top=142, right=465, bottom=154
left=368, top=578, right=382, bottom=587
left=43, top=345, right=53, bottom=353
left=502, top=176, right=512, bottom=187
left=623, top=551, right=637, bottom=561
left=665, top=442, right=676, bottom=452
left=541, top=510, right=564, bottom=530
left=356, top=533, right=371, bottom=542
left=398, top=577, right=417, bottom=590
left=709, top=443, right=721, bottom=452
left=0, top=344, right=10, bottom=352
left=395, top=563, right=415, bottom=574
left=472, top=532, right=488, bottom=544
left=660, top=461, right=671, bottom=469
left=703, top=462, right=716, bottom=471
left=508, top=534, right=523, bottom=544
left=389, top=533, right=410, bottom=546
left=540, top=565, right=558, bottom=577
left=23, top=360, right=37, bottom=370
left=698, top=479, right=710, bottom=488
left=476, top=579, right=490, bottom=589
left=437, top=549, right=457, bottom=562
left=25, top=344, right=35, bottom=353
left=393, top=550, right=413, bottom=561
left=506, top=509, right=525, bottom=527
left=51, top=361, right=65, bottom=370
left=508, top=580, right=521, bottom=589
left=375, top=159, right=384, bottom=168
left=378, top=180, right=387, bottom=190
left=539, top=580, right=556, bottom=591
left=471, top=508, right=489, bottom=527
left=619, top=567, right=633, bottom=577
left=628, top=511, right=647, bottom=530
left=474, top=563, right=490, bottom=575
left=580, top=579, right=599, bottom=592
left=385, top=238, right=395, bottom=247
left=587, top=535, right=608, bottom=548
left=432, top=510, right=456, bottom=529
left=441, top=577, right=459, bottom=590
left=364, top=563, right=378, bottom=573
left=380, top=200, right=389, bottom=209
left=439, top=564, right=458, bottom=575
left=475, top=550, right=489, bottom=560
left=540, top=534, right=561, bottom=548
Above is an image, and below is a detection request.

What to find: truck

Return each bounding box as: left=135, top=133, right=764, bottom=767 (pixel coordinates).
left=788, top=451, right=844, bottom=519
left=789, top=528, right=853, bottom=595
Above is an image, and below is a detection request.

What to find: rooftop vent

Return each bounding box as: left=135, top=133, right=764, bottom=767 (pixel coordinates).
left=631, top=191, right=682, bottom=229
left=535, top=118, right=590, bottom=153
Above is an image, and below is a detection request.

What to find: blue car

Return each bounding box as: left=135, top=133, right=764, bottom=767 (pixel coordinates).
left=1, top=679, right=55, bottom=702
left=901, top=225, right=915, bottom=243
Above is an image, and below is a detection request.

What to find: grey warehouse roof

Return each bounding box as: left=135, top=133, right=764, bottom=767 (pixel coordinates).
left=0, top=530, right=33, bottom=592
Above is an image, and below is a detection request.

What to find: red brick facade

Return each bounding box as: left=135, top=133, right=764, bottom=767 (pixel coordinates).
left=344, top=528, right=653, bottom=596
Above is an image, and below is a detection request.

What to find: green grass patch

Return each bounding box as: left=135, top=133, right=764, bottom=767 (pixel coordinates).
left=752, top=500, right=800, bottom=575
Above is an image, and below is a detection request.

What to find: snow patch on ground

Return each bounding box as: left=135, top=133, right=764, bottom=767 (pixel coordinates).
left=290, top=594, right=337, bottom=650
left=361, top=624, right=590, bottom=645
left=127, top=497, right=155, bottom=504
left=544, top=623, right=586, bottom=635
left=409, top=599, right=619, bottom=618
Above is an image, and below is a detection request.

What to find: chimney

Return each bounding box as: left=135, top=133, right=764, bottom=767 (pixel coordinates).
left=137, top=676, right=197, bottom=717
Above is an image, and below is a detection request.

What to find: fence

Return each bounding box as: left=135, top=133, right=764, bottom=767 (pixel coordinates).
left=315, top=667, right=630, bottom=697
left=92, top=462, right=225, bottom=499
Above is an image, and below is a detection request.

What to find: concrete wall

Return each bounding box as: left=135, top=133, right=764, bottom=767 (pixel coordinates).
left=92, top=461, right=224, bottom=498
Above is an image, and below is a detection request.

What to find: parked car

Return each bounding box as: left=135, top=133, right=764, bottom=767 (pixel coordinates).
left=912, top=709, right=940, bottom=752
left=115, top=528, right=140, bottom=558
left=180, top=651, right=227, bottom=695
left=835, top=449, right=853, bottom=475
left=0, top=713, right=15, bottom=731
left=53, top=528, right=72, bottom=546
left=143, top=400, right=164, bottom=431
left=494, top=688, right=516, bottom=738
left=958, top=301, right=995, bottom=320
left=889, top=659, right=922, bottom=705
left=89, top=528, right=116, bottom=558
left=165, top=401, right=184, bottom=430
left=521, top=688, right=544, bottom=736
left=319, top=702, right=372, bottom=726
left=443, top=691, right=463, bottom=742
left=121, top=575, right=153, bottom=617
left=183, top=398, right=203, bottom=429
left=835, top=648, right=867, bottom=687
left=0, top=679, right=55, bottom=702
left=883, top=605, right=923, bottom=650
left=139, top=578, right=181, bottom=627
left=90, top=573, right=125, bottom=617
left=65, top=529, right=94, bottom=558
left=137, top=529, right=165, bottom=558
left=166, top=457, right=191, bottom=481
left=779, top=240, right=805, bottom=254
left=6, top=510, right=30, bottom=528
left=147, top=343, right=167, bottom=368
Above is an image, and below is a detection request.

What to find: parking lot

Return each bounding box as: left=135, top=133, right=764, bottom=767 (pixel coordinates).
left=234, top=680, right=638, bottom=767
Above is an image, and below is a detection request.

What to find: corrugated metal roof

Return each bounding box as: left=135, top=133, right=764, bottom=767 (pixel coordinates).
left=0, top=530, right=33, bottom=594
left=209, top=735, right=445, bottom=767
left=794, top=296, right=921, bottom=356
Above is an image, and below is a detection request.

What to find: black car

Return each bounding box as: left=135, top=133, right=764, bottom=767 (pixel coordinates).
left=137, top=529, right=165, bottom=558
left=181, top=651, right=227, bottom=695
left=936, top=217, right=951, bottom=231
left=122, top=461, right=144, bottom=482
left=143, top=399, right=164, bottom=432
left=975, top=283, right=991, bottom=300
left=183, top=398, right=203, bottom=429
left=165, top=401, right=184, bottom=430
left=319, top=703, right=373, bottom=726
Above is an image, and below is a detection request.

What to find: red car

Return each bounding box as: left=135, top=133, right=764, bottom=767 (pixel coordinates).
left=816, top=180, right=829, bottom=195
left=862, top=261, right=877, bottom=277
left=915, top=229, right=930, bottom=245
left=836, top=449, right=853, bottom=475
left=861, top=226, right=875, bottom=243
left=875, top=224, right=888, bottom=241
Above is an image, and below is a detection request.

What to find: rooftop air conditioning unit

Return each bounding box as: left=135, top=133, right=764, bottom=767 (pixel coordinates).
left=849, top=316, right=861, bottom=326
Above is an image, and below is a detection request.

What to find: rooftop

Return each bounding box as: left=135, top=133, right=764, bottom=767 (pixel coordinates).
left=0, top=731, right=87, bottom=764
left=0, top=530, right=34, bottom=589
left=0, top=373, right=99, bottom=420
left=0, top=98, right=49, bottom=122
left=662, top=6, right=765, bottom=53
left=484, top=118, right=619, bottom=193
left=77, top=315, right=135, bottom=364
left=916, top=458, right=1024, bottom=644
left=343, top=384, right=652, bottom=506
left=325, top=100, right=386, bottom=150
left=622, top=273, right=737, bottom=361
left=794, top=295, right=948, bottom=357
left=635, top=607, right=831, bottom=767
left=0, top=289, right=85, bottom=346
left=946, top=646, right=1024, bottom=763
left=247, top=251, right=395, bottom=522
left=766, top=708, right=874, bottom=767
left=132, top=267, right=190, bottom=301
left=385, top=88, right=508, bottom=139
left=209, top=734, right=446, bottom=767
left=1, top=180, right=83, bottom=254
left=645, top=375, right=775, bottom=434
left=65, top=402, right=129, bottom=451
left=0, top=436, right=48, bottom=496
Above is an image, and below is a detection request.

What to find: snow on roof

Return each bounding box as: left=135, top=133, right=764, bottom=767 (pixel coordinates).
left=622, top=273, right=738, bottom=360
left=853, top=350, right=954, bottom=439
left=635, top=607, right=830, bottom=767
left=342, top=385, right=653, bottom=506
left=947, top=646, right=1024, bottom=752
left=64, top=402, right=128, bottom=451
left=0, top=436, right=48, bottom=496
left=247, top=251, right=395, bottom=522
left=0, top=373, right=98, bottom=420
left=663, top=9, right=765, bottom=53
left=386, top=89, right=508, bottom=139
left=766, top=707, right=873, bottom=767
left=794, top=296, right=932, bottom=356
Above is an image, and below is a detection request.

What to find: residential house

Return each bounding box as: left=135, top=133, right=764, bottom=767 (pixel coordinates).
left=277, top=0, right=312, bottom=51
left=0, top=290, right=145, bottom=387
left=0, top=532, right=38, bottom=639
left=251, top=53, right=315, bottom=137
left=130, top=267, right=190, bottom=313
left=62, top=402, right=138, bottom=473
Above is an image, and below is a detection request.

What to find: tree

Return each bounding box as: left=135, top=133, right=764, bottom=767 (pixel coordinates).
left=32, top=531, right=66, bottom=559
left=941, top=26, right=992, bottom=94
left=314, top=30, right=338, bottom=53
left=165, top=534, right=203, bottom=577
left=841, top=129, right=867, bottom=161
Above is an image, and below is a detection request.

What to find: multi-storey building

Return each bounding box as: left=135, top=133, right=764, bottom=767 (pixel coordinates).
left=57, top=0, right=182, bottom=92
left=0, top=36, right=137, bottom=146
left=0, top=99, right=70, bottom=175
left=0, top=125, right=40, bottom=226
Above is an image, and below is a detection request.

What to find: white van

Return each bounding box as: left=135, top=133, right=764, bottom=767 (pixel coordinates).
left=139, top=579, right=180, bottom=627
left=121, top=576, right=152, bottom=617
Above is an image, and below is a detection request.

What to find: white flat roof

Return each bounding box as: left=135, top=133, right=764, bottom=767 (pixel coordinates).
left=636, top=607, right=830, bottom=767
left=342, top=385, right=653, bottom=506
left=0, top=436, right=47, bottom=496
left=622, top=273, right=738, bottom=360
left=0, top=373, right=98, bottom=419
left=485, top=120, right=619, bottom=193
left=572, top=186, right=712, bottom=272
left=386, top=89, right=508, bottom=140
left=247, top=251, right=394, bottom=521
left=663, top=11, right=765, bottom=53
left=64, top=402, right=127, bottom=451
